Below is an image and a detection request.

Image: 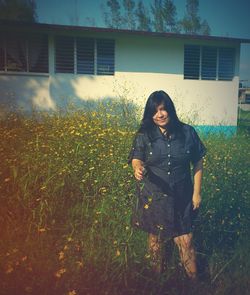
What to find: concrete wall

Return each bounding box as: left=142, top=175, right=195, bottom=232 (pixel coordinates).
left=0, top=30, right=240, bottom=126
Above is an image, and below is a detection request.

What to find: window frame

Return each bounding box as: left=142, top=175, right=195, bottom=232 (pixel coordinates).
left=0, top=33, right=49, bottom=74
left=184, top=44, right=236, bottom=81
left=55, top=35, right=75, bottom=74
left=54, top=36, right=115, bottom=76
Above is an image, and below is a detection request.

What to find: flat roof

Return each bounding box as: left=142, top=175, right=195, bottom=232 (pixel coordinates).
left=1, top=20, right=250, bottom=44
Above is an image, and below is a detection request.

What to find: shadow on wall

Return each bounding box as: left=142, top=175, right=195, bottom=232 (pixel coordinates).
left=49, top=74, right=105, bottom=112
left=0, top=75, right=56, bottom=115
left=0, top=74, right=141, bottom=127
left=0, top=74, right=94, bottom=114
left=0, top=73, right=145, bottom=117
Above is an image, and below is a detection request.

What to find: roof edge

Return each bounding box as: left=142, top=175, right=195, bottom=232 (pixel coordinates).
left=1, top=19, right=250, bottom=43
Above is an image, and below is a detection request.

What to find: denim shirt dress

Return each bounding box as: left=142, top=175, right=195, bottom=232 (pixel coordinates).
left=128, top=123, right=207, bottom=239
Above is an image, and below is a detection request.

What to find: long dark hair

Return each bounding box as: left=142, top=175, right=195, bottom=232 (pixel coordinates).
left=139, top=90, right=184, bottom=134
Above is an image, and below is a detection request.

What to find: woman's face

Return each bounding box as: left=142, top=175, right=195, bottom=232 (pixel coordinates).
left=152, top=103, right=169, bottom=127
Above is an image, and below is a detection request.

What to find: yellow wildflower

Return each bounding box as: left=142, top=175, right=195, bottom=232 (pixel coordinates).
left=5, top=264, right=14, bottom=274
left=76, top=261, right=83, bottom=268
left=58, top=251, right=64, bottom=260
left=54, top=268, right=66, bottom=278
left=38, top=228, right=46, bottom=233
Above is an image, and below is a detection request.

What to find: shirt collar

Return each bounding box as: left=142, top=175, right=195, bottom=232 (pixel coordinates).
left=147, top=125, right=176, bottom=141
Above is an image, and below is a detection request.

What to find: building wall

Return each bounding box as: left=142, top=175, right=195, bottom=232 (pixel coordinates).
left=0, top=30, right=240, bottom=126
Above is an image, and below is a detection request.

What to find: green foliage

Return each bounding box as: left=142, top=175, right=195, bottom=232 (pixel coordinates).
left=136, top=0, right=152, bottom=31
left=150, top=0, right=180, bottom=33
left=0, top=104, right=249, bottom=294
left=0, top=0, right=37, bottom=22
left=103, top=0, right=123, bottom=29
left=151, top=0, right=164, bottom=32
left=122, top=0, right=136, bottom=30
left=162, top=0, right=178, bottom=32
left=102, top=0, right=211, bottom=35
left=179, top=0, right=211, bottom=35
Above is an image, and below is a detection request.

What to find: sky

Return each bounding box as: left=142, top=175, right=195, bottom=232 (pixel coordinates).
left=36, top=0, right=250, bottom=85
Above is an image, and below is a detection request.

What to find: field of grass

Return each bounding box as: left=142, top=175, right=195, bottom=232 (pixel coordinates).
left=0, top=103, right=249, bottom=295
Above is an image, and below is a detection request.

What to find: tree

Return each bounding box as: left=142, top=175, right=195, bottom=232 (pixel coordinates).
left=103, top=0, right=122, bottom=29
left=101, top=0, right=211, bottom=35
left=0, top=0, right=37, bottom=22
left=122, top=0, right=136, bottom=30
left=151, top=0, right=164, bottom=32
left=135, top=0, right=151, bottom=31
left=162, top=0, right=178, bottom=32
left=180, top=0, right=200, bottom=34
left=180, top=0, right=211, bottom=35
left=200, top=19, right=211, bottom=35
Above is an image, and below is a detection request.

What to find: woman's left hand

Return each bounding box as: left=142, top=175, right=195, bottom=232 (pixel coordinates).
left=192, top=192, right=201, bottom=210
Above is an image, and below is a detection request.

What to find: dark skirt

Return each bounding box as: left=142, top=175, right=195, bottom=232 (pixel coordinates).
left=131, top=171, right=199, bottom=240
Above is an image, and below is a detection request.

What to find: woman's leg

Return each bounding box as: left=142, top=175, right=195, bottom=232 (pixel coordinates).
left=148, top=233, right=163, bottom=273
left=173, top=233, right=197, bottom=279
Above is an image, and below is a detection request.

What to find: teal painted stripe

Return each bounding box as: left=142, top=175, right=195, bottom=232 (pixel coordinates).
left=193, top=125, right=237, bottom=136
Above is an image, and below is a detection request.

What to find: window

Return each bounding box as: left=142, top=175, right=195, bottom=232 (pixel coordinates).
left=55, top=36, right=74, bottom=73
left=184, top=45, right=200, bottom=79
left=201, top=46, right=217, bottom=80
left=97, top=39, right=115, bottom=75
left=0, top=33, right=48, bottom=73
left=77, top=38, right=95, bottom=75
left=55, top=36, right=115, bottom=75
left=218, top=47, right=235, bottom=80
left=184, top=45, right=235, bottom=81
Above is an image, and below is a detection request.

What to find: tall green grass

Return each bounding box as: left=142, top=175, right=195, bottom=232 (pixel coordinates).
left=0, top=102, right=249, bottom=295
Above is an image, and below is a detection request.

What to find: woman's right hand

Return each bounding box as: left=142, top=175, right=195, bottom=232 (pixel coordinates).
left=132, top=159, right=145, bottom=181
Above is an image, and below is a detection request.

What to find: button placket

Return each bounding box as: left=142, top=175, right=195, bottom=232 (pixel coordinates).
left=146, top=142, right=153, bottom=161
left=166, top=138, right=171, bottom=173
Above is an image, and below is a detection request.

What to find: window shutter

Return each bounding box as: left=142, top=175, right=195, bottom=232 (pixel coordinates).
left=201, top=46, right=217, bottom=80
left=76, top=38, right=94, bottom=74
left=184, top=45, right=200, bottom=79
left=97, top=39, right=115, bottom=75
left=218, top=48, right=235, bottom=80
left=55, top=36, right=74, bottom=73
left=184, top=45, right=235, bottom=81
left=0, top=33, right=48, bottom=73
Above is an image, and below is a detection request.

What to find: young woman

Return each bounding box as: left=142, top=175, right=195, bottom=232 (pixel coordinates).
left=128, top=90, right=207, bottom=279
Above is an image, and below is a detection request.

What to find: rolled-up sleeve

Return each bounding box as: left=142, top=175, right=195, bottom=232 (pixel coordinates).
left=190, top=127, right=207, bottom=165
left=128, top=132, right=146, bottom=164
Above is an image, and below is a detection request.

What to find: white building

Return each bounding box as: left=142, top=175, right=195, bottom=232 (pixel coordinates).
left=239, top=86, right=250, bottom=111
left=1, top=20, right=250, bottom=132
